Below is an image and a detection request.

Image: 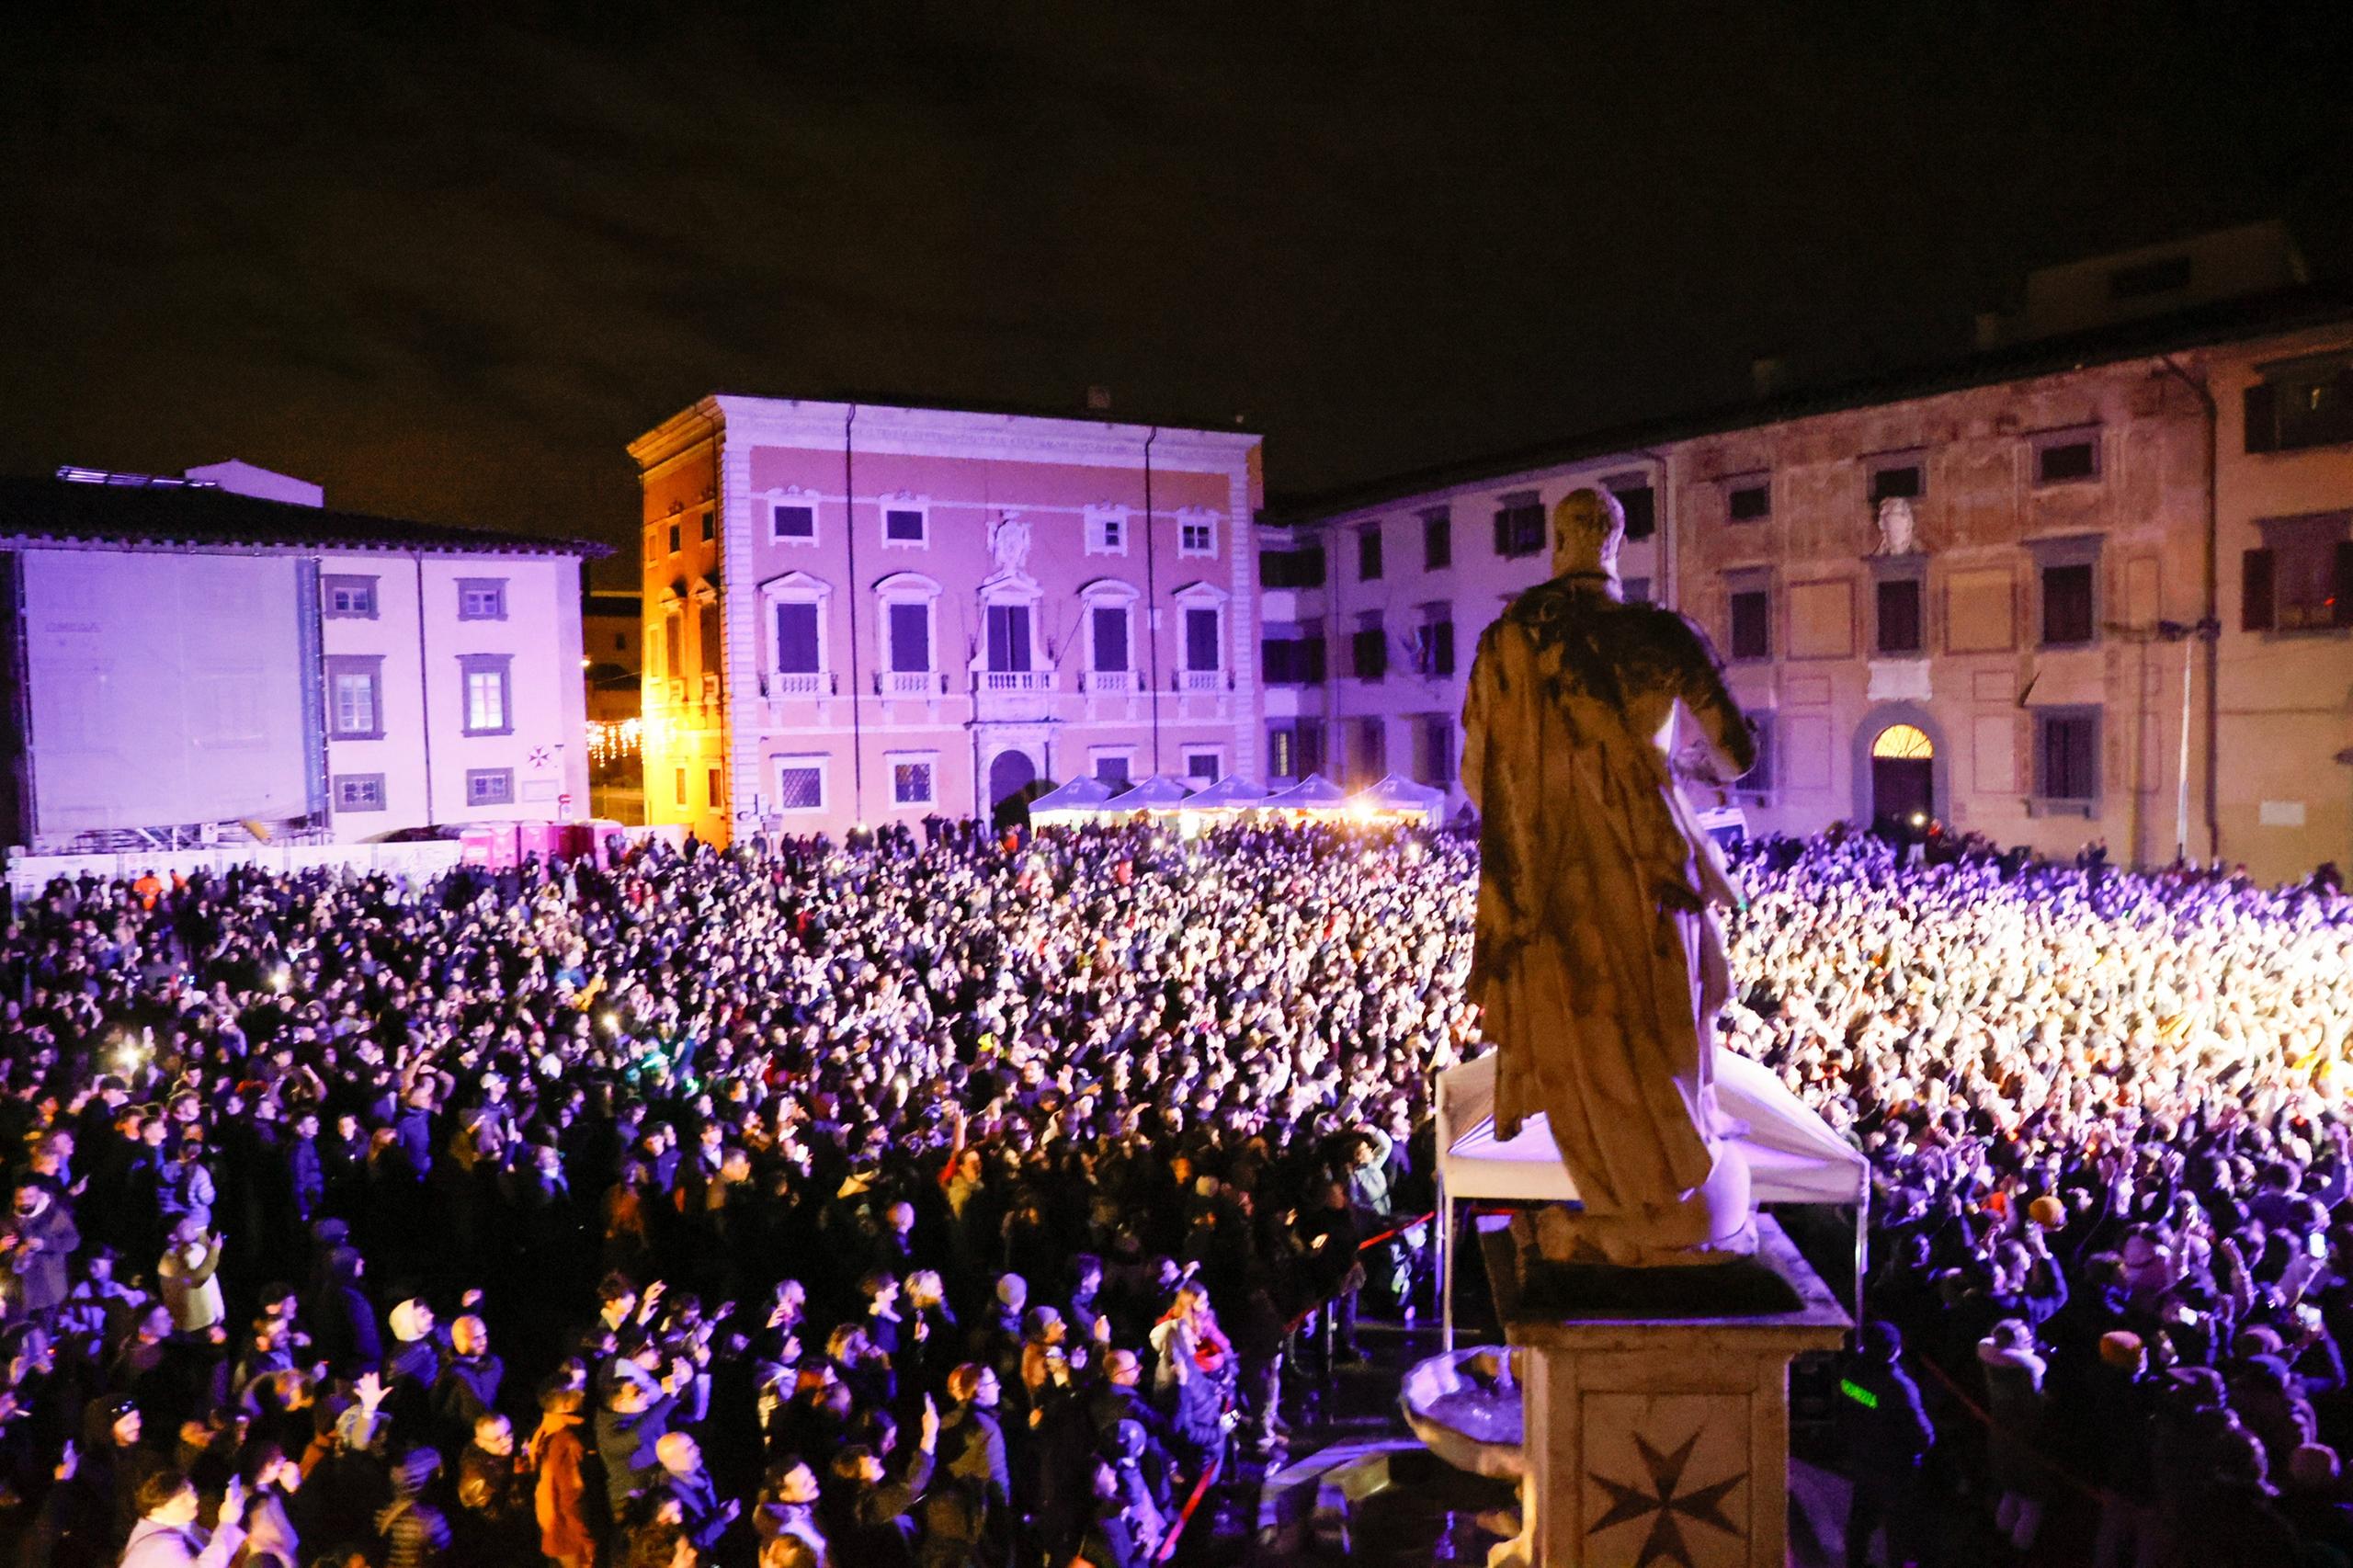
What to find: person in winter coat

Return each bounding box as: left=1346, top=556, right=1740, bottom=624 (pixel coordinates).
left=308, top=1248, right=381, bottom=1381
left=117, top=1468, right=246, bottom=1568
left=1836, top=1321, right=1933, bottom=1568
left=529, top=1384, right=597, bottom=1568
left=432, top=1315, right=504, bottom=1440
left=375, top=1449, right=452, bottom=1568
left=1978, top=1316, right=2050, bottom=1554
left=154, top=1221, right=225, bottom=1339
left=2, top=1180, right=80, bottom=1318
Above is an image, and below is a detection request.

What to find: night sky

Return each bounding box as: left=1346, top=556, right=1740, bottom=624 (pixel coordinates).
left=4, top=3, right=2347, bottom=580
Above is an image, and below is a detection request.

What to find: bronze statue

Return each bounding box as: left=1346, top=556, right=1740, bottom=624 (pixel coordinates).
left=1461, top=488, right=1760, bottom=1267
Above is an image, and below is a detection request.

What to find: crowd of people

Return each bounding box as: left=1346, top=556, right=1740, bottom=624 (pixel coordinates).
left=0, top=814, right=2348, bottom=1568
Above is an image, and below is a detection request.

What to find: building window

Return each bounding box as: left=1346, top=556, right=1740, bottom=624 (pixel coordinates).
left=675, top=767, right=687, bottom=804
left=985, top=604, right=1034, bottom=672
left=1184, top=607, right=1222, bottom=672
left=1726, top=479, right=1771, bottom=522
left=1608, top=481, right=1656, bottom=542
left=1177, top=509, right=1219, bottom=557
left=457, top=579, right=508, bottom=621
left=466, top=768, right=515, bottom=807
left=1414, top=715, right=1454, bottom=788
left=882, top=503, right=928, bottom=547
left=700, top=508, right=715, bottom=541
left=2246, top=360, right=2353, bottom=454
left=888, top=602, right=931, bottom=673
left=706, top=767, right=722, bottom=806
left=889, top=755, right=937, bottom=806
left=1729, top=589, right=1771, bottom=662
left=2033, top=429, right=2101, bottom=485
left=1868, top=460, right=1924, bottom=506
left=774, top=758, right=826, bottom=812
left=2243, top=515, right=2353, bottom=632
left=667, top=522, right=683, bottom=554
left=333, top=773, right=386, bottom=812
left=1622, top=577, right=1653, bottom=604
left=1184, top=750, right=1222, bottom=783
left=663, top=613, right=683, bottom=679
left=323, top=575, right=379, bottom=619
left=773, top=501, right=817, bottom=542
left=1423, top=509, right=1451, bottom=571
left=1415, top=605, right=1456, bottom=676
left=698, top=599, right=722, bottom=678
left=2034, top=709, right=2100, bottom=809
left=325, top=656, right=384, bottom=740
left=1876, top=578, right=1924, bottom=655
left=1091, top=749, right=1135, bottom=788
left=1086, top=509, right=1128, bottom=555
left=1260, top=544, right=1325, bottom=587
left=1090, top=603, right=1131, bottom=673
left=460, top=654, right=514, bottom=736
left=1494, top=492, right=1545, bottom=558
left=1261, top=622, right=1326, bottom=686
left=775, top=601, right=822, bottom=675
left=1267, top=726, right=1298, bottom=781
left=1357, top=526, right=1383, bottom=582
left=2040, top=562, right=2097, bottom=647
left=1735, top=713, right=1774, bottom=798
left=1352, top=614, right=1388, bottom=681
left=1352, top=717, right=1388, bottom=783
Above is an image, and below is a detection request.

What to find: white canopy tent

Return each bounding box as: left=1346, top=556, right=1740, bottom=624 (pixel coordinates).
left=1259, top=773, right=1352, bottom=814
left=1432, top=1048, right=1870, bottom=1346
left=1027, top=776, right=1118, bottom=826
left=1180, top=775, right=1271, bottom=812
left=1347, top=773, right=1449, bottom=822
left=1099, top=775, right=1196, bottom=812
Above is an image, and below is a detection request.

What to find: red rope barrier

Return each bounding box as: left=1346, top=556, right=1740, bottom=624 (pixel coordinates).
left=1153, top=1449, right=1223, bottom=1562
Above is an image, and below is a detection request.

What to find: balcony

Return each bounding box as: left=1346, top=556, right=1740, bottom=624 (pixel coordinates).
left=878, top=671, right=946, bottom=698
left=767, top=670, right=835, bottom=697
left=1083, top=669, right=1139, bottom=694
left=977, top=669, right=1057, bottom=693
left=1176, top=669, right=1229, bottom=694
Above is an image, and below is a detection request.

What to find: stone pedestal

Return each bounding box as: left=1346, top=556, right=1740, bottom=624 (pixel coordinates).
left=1492, top=1214, right=1849, bottom=1567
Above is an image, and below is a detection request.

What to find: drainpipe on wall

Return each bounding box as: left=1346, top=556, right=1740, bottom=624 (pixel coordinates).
left=1143, top=428, right=1162, bottom=778
left=843, top=406, right=865, bottom=824
left=2157, top=355, right=2222, bottom=864
left=414, top=553, right=435, bottom=824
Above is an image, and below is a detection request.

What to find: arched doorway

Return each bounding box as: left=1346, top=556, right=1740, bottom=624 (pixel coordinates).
left=1870, top=722, right=1935, bottom=827
left=986, top=747, right=1037, bottom=808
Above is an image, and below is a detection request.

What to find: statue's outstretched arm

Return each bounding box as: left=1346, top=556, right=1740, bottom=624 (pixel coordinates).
left=1669, top=614, right=1758, bottom=785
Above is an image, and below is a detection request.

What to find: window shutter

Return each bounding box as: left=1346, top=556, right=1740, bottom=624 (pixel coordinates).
left=2240, top=548, right=2275, bottom=631
left=2244, top=383, right=2278, bottom=454
left=2336, top=541, right=2353, bottom=629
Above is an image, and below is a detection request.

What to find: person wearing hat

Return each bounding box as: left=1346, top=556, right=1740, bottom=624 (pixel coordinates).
left=155, top=1218, right=226, bottom=1339
left=374, top=1448, right=451, bottom=1568
left=1836, top=1321, right=1933, bottom=1568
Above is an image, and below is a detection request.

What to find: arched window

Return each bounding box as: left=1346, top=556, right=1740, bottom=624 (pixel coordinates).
left=1870, top=723, right=1934, bottom=760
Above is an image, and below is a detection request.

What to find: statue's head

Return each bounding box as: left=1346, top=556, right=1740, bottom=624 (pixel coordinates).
left=1552, top=488, right=1624, bottom=580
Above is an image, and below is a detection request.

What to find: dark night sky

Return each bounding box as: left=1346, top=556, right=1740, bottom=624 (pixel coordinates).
left=4, top=3, right=2348, bottom=581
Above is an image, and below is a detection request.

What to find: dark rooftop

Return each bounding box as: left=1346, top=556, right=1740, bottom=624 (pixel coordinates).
left=0, top=473, right=608, bottom=558
left=1271, top=280, right=2353, bottom=524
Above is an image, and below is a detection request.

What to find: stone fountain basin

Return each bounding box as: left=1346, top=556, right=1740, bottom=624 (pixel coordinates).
left=1400, top=1346, right=1525, bottom=1481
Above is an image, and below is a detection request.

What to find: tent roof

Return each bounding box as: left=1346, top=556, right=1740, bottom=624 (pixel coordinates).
left=1027, top=776, right=1117, bottom=817
left=1436, top=1049, right=1866, bottom=1206
left=1350, top=773, right=1449, bottom=815
left=1183, top=775, right=1270, bottom=810
left=1100, top=775, right=1195, bottom=811
left=1260, top=773, right=1352, bottom=811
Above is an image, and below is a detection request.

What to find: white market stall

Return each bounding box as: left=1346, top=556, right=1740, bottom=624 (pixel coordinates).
left=1259, top=773, right=1353, bottom=816
left=1027, top=776, right=1119, bottom=827
left=1432, top=1047, right=1870, bottom=1346
left=1348, top=773, right=1449, bottom=823
left=1179, top=774, right=1271, bottom=812
left=1099, top=776, right=1197, bottom=812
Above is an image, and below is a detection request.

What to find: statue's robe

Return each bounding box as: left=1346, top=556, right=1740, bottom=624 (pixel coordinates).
left=1461, top=572, right=1756, bottom=1221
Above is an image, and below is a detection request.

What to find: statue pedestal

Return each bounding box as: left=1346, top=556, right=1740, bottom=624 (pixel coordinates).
left=1490, top=1214, right=1849, bottom=1567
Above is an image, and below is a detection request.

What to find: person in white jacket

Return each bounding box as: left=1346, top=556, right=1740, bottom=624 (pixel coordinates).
left=155, top=1220, right=227, bottom=1338
left=118, top=1469, right=246, bottom=1568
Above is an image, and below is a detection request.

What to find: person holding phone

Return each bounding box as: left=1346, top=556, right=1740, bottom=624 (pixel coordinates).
left=118, top=1469, right=246, bottom=1568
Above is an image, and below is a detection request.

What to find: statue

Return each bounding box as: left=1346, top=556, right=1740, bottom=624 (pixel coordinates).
left=1873, top=495, right=1917, bottom=557
left=989, top=515, right=1032, bottom=576
left=1461, top=489, right=1760, bottom=1267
